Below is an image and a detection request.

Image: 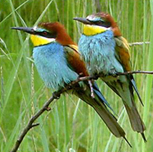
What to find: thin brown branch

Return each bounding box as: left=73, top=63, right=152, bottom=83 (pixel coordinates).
left=129, top=41, right=150, bottom=46
left=31, top=123, right=40, bottom=128
left=11, top=70, right=153, bottom=152
left=11, top=77, right=83, bottom=152
left=78, top=70, right=153, bottom=81
left=116, top=70, right=153, bottom=75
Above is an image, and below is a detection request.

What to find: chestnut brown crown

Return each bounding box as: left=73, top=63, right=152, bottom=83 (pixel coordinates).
left=38, top=22, right=76, bottom=45
left=74, top=12, right=121, bottom=36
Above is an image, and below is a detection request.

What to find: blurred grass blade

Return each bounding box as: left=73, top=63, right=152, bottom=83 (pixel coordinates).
left=34, top=0, right=53, bottom=26
left=142, top=0, right=153, bottom=151
left=4, top=112, right=24, bottom=152
left=1, top=40, right=28, bottom=118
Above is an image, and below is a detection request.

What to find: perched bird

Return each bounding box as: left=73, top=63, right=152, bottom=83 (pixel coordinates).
left=12, top=22, right=131, bottom=145
left=74, top=12, right=146, bottom=141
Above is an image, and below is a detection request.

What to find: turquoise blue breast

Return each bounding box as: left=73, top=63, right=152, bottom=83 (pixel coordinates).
left=78, top=30, right=123, bottom=75
left=33, top=42, right=78, bottom=90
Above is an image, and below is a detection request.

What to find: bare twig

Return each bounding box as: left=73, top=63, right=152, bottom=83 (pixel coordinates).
left=116, top=70, right=153, bottom=75
left=11, top=70, right=153, bottom=152
left=11, top=77, right=83, bottom=152
left=31, top=123, right=40, bottom=128
left=129, top=41, right=150, bottom=46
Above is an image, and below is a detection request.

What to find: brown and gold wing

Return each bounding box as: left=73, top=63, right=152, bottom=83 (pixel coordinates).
left=64, top=44, right=89, bottom=76
left=115, top=36, right=131, bottom=72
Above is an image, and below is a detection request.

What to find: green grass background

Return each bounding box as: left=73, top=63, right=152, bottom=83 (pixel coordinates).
left=0, top=0, right=153, bottom=151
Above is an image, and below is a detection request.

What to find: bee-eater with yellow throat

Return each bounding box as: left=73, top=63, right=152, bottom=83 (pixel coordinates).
left=12, top=22, right=131, bottom=145
left=74, top=12, right=146, bottom=141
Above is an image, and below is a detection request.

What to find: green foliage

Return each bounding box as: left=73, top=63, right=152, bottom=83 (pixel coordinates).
left=0, top=0, right=153, bottom=152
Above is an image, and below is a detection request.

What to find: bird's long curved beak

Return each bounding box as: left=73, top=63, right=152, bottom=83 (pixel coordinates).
left=73, top=17, right=91, bottom=24
left=11, top=27, right=35, bottom=34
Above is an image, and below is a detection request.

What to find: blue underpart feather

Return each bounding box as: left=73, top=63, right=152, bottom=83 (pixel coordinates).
left=79, top=30, right=124, bottom=75
left=33, top=43, right=78, bottom=90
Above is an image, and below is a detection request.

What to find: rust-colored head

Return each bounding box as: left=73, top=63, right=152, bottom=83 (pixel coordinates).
left=38, top=22, right=76, bottom=45
left=74, top=12, right=121, bottom=36
left=12, top=22, right=76, bottom=46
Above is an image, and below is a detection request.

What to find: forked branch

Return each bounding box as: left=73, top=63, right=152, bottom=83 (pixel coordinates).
left=11, top=70, right=153, bottom=152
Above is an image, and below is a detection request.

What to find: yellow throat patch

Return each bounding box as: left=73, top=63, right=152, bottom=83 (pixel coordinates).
left=30, top=35, right=55, bottom=47
left=83, top=24, right=107, bottom=36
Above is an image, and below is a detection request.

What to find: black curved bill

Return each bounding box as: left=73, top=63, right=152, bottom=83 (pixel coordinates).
left=73, top=17, right=91, bottom=24
left=11, top=27, right=35, bottom=34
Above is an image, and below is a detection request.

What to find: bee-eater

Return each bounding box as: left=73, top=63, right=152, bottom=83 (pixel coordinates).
left=74, top=12, right=146, bottom=141
left=12, top=22, right=131, bottom=145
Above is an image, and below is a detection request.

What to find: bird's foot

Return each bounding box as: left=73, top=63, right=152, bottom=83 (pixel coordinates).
left=52, top=91, right=60, bottom=99
left=108, top=71, right=118, bottom=77
left=99, top=72, right=108, bottom=78
left=78, top=72, right=84, bottom=77
left=88, top=80, right=95, bottom=98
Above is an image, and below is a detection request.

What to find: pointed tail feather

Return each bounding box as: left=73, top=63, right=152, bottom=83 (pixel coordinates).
left=124, top=100, right=146, bottom=141
left=75, top=90, right=132, bottom=146
left=74, top=87, right=125, bottom=138
left=91, top=98, right=125, bottom=137
left=103, top=76, right=146, bottom=140
left=123, top=137, right=132, bottom=148
left=131, top=79, right=144, bottom=106
left=141, top=133, right=147, bottom=142
left=91, top=99, right=133, bottom=147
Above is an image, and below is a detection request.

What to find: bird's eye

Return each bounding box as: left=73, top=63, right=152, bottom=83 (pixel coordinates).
left=43, top=31, right=48, bottom=35
left=95, top=21, right=104, bottom=25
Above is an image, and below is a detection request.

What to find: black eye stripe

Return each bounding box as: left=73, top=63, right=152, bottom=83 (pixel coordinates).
left=95, top=21, right=104, bottom=25
left=34, top=31, right=57, bottom=38
left=91, top=20, right=111, bottom=28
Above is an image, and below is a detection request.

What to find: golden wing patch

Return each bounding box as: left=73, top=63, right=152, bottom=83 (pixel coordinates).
left=115, top=36, right=131, bottom=72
